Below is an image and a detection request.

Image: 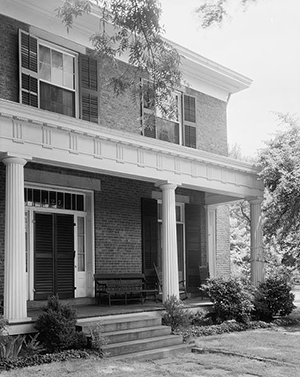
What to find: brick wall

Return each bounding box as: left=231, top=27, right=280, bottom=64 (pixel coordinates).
left=215, top=205, right=231, bottom=277
left=0, top=14, right=228, bottom=158
left=185, top=87, right=228, bottom=156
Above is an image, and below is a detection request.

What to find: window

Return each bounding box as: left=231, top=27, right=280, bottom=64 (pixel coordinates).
left=141, top=80, right=197, bottom=149
left=183, top=95, right=197, bottom=148
left=24, top=187, right=85, bottom=211
left=77, top=217, right=85, bottom=271
left=19, top=30, right=99, bottom=122
left=141, top=80, right=182, bottom=145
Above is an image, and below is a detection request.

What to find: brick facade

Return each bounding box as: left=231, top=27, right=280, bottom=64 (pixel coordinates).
left=216, top=205, right=231, bottom=277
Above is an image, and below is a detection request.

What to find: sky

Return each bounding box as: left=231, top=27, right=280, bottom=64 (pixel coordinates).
left=159, top=0, right=300, bottom=158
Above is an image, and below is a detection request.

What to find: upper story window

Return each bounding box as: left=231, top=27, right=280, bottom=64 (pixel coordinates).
left=19, top=30, right=99, bottom=123
left=141, top=79, right=197, bottom=149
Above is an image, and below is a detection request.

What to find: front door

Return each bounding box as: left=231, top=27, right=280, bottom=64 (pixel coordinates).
left=34, top=213, right=75, bottom=300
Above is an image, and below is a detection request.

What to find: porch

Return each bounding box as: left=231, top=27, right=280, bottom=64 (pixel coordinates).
left=8, top=296, right=213, bottom=335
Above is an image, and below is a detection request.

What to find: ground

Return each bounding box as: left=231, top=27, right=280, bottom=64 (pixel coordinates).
left=3, top=314, right=300, bottom=377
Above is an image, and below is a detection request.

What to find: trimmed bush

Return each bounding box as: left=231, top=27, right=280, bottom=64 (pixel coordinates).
left=35, top=295, right=87, bottom=352
left=253, top=276, right=296, bottom=320
left=204, top=277, right=254, bottom=323
left=162, top=295, right=190, bottom=330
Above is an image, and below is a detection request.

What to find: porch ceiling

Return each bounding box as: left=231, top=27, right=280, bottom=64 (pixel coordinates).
left=0, top=100, right=263, bottom=202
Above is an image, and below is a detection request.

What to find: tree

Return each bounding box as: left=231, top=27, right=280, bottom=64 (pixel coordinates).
left=258, top=113, right=300, bottom=269
left=195, top=0, right=258, bottom=28
left=56, top=0, right=181, bottom=116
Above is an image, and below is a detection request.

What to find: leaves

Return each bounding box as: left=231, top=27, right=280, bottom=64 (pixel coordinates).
left=258, top=113, right=300, bottom=267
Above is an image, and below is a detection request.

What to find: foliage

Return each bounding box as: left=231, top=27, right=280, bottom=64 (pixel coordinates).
left=204, top=277, right=254, bottom=323
left=21, top=333, right=45, bottom=356
left=258, top=113, right=300, bottom=269
left=0, top=335, right=25, bottom=361
left=162, top=295, right=190, bottom=330
left=56, top=0, right=181, bottom=116
left=253, top=275, right=296, bottom=320
left=188, top=309, right=212, bottom=327
left=0, top=349, right=93, bottom=372
left=35, top=295, right=87, bottom=352
left=195, top=0, right=258, bottom=28
left=86, top=324, right=107, bottom=356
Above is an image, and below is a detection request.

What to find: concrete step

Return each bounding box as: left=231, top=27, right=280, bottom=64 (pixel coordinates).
left=112, top=343, right=191, bottom=361
left=104, top=334, right=183, bottom=357
left=104, top=325, right=171, bottom=344
left=78, top=312, right=162, bottom=333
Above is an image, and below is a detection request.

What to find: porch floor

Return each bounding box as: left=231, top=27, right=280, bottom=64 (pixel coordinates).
left=27, top=296, right=212, bottom=322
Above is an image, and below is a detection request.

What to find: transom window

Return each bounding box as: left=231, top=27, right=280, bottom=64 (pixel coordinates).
left=24, top=187, right=85, bottom=212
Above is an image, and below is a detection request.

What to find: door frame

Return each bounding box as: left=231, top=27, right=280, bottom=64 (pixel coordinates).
left=25, top=183, right=94, bottom=301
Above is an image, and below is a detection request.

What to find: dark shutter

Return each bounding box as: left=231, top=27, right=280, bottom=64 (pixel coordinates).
left=56, top=214, right=75, bottom=299
left=184, top=95, right=196, bottom=123
left=79, top=54, right=99, bottom=123
left=34, top=213, right=54, bottom=300
left=184, top=125, right=197, bottom=149
left=19, top=30, right=38, bottom=107
left=142, top=198, right=158, bottom=280
left=185, top=204, right=201, bottom=292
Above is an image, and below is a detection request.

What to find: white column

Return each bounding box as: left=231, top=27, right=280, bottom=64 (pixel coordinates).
left=3, top=156, right=30, bottom=322
left=205, top=205, right=217, bottom=277
left=159, top=183, right=179, bottom=302
left=249, top=198, right=264, bottom=286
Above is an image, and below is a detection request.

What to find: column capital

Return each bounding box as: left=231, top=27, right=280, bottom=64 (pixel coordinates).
left=247, top=197, right=263, bottom=205
left=155, top=181, right=178, bottom=191
left=1, top=153, right=32, bottom=166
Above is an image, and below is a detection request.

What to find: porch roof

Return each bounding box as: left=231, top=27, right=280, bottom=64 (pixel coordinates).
left=0, top=99, right=263, bottom=203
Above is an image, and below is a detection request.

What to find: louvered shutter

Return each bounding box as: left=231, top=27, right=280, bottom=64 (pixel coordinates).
left=79, top=54, right=99, bottom=123
left=34, top=213, right=54, bottom=300
left=183, top=94, right=197, bottom=148
left=142, top=198, right=158, bottom=282
left=19, top=30, right=38, bottom=108
left=56, top=214, right=75, bottom=299
left=185, top=204, right=201, bottom=292
left=184, top=124, right=197, bottom=149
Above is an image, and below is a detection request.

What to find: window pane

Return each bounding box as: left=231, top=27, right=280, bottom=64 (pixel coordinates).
left=64, top=72, right=74, bottom=89
left=52, top=67, right=63, bottom=87
left=52, top=50, right=63, bottom=68
left=176, top=206, right=181, bottom=222
left=39, top=45, right=50, bottom=64
left=157, top=118, right=179, bottom=144
left=39, top=62, right=51, bottom=81
left=63, top=54, right=74, bottom=73
left=40, top=82, right=75, bottom=117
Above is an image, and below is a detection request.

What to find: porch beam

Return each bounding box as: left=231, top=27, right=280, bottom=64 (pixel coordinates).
left=158, top=182, right=179, bottom=302
left=2, top=154, right=31, bottom=323
left=249, top=198, right=264, bottom=286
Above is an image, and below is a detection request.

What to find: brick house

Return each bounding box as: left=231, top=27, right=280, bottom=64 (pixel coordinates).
left=0, top=0, right=263, bottom=324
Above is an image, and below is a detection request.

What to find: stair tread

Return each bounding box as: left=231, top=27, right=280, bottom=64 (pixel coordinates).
left=103, top=334, right=182, bottom=349
left=104, top=325, right=170, bottom=336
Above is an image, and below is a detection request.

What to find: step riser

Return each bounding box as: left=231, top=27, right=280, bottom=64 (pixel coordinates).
left=81, top=318, right=161, bottom=333
left=105, top=327, right=171, bottom=344
left=104, top=336, right=183, bottom=357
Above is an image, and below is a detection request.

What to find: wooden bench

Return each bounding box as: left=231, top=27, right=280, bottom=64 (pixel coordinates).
left=94, top=273, right=158, bottom=306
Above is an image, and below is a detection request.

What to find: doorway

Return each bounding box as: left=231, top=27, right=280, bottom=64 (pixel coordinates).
left=34, top=212, right=75, bottom=300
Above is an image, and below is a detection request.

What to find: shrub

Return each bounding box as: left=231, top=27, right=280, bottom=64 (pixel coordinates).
left=0, top=335, right=25, bottom=360
left=162, top=295, right=190, bottom=330
left=204, top=277, right=254, bottom=323
left=21, top=333, right=45, bottom=356
left=253, top=276, right=296, bottom=320
left=86, top=325, right=107, bottom=356
left=35, top=295, right=87, bottom=352
left=188, top=309, right=212, bottom=326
